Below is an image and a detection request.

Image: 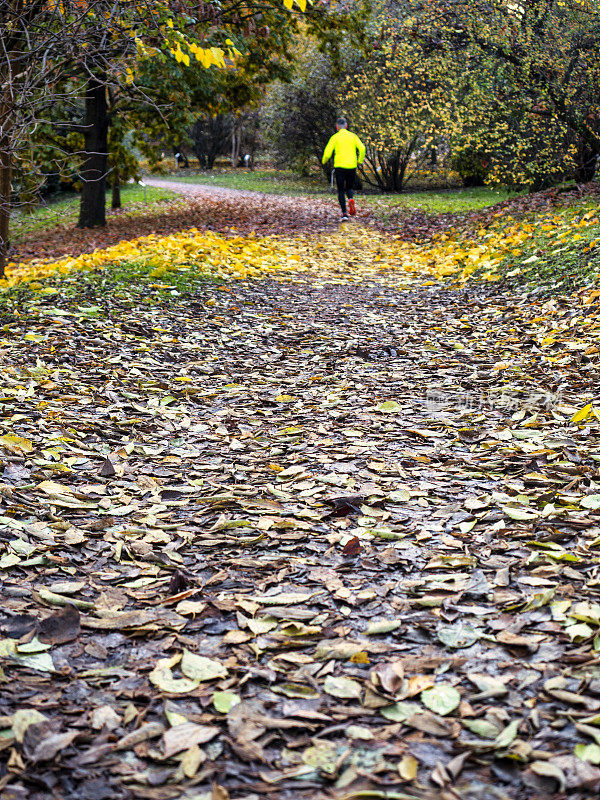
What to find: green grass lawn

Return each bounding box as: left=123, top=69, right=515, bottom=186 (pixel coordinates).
left=159, top=169, right=513, bottom=213
left=12, top=184, right=178, bottom=242
left=362, top=186, right=515, bottom=214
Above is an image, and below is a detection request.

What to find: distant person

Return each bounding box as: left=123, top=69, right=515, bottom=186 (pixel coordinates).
left=322, top=118, right=366, bottom=221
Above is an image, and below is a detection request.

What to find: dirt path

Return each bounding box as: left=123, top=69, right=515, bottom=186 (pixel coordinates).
left=2, top=226, right=600, bottom=800
left=144, top=177, right=288, bottom=201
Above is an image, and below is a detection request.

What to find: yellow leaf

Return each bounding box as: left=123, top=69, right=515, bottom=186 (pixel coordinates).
left=283, top=0, right=294, bottom=9
left=572, top=403, right=593, bottom=424
left=350, top=651, right=370, bottom=664
left=196, top=48, right=213, bottom=68
left=149, top=656, right=200, bottom=694
left=0, top=434, right=33, bottom=455
left=37, top=480, right=74, bottom=496
left=295, top=0, right=307, bottom=9
left=210, top=47, right=225, bottom=67
left=398, top=754, right=418, bottom=780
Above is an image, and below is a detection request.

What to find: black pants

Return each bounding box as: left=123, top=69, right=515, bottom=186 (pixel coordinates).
left=335, top=168, right=355, bottom=214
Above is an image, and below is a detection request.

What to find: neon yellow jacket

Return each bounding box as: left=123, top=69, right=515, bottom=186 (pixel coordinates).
left=322, top=129, right=366, bottom=169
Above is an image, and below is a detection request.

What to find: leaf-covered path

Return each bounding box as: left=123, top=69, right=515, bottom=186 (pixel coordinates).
left=3, top=219, right=600, bottom=800
left=12, top=179, right=341, bottom=268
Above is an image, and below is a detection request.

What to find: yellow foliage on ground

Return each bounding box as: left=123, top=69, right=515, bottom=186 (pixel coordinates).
left=6, top=227, right=427, bottom=289
left=4, top=229, right=293, bottom=288
left=418, top=207, right=600, bottom=283
left=5, top=205, right=600, bottom=291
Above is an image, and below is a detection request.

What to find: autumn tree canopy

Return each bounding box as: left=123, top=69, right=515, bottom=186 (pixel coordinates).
left=404, top=0, right=600, bottom=186
left=265, top=0, right=600, bottom=193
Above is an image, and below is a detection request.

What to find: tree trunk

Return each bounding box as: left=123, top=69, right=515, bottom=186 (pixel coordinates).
left=397, top=158, right=408, bottom=192
left=231, top=119, right=241, bottom=168
left=574, top=143, right=597, bottom=184
left=375, top=151, right=387, bottom=192
left=0, top=131, right=11, bottom=279
left=111, top=166, right=121, bottom=209
left=78, top=74, right=108, bottom=228
left=386, top=154, right=401, bottom=191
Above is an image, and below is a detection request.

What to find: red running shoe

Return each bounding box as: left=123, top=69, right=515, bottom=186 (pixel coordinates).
left=348, top=198, right=356, bottom=216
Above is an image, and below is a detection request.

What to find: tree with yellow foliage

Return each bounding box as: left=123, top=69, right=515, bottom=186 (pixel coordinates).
left=403, top=0, right=600, bottom=189
left=342, top=20, right=452, bottom=192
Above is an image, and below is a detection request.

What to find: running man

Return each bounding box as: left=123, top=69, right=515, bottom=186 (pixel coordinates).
left=322, top=118, right=366, bottom=221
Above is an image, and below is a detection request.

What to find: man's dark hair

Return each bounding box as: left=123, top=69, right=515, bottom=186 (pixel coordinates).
left=337, top=117, right=347, bottom=128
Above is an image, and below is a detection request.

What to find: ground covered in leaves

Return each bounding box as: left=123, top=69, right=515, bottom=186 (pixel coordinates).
left=10, top=184, right=339, bottom=268
left=9, top=180, right=600, bottom=295
left=4, top=192, right=600, bottom=800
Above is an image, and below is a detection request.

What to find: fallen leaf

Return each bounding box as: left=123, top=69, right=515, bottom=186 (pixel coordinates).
left=181, top=650, right=227, bottom=681
left=420, top=685, right=461, bottom=716
left=38, top=605, right=80, bottom=645
left=162, top=722, right=219, bottom=757
left=324, top=675, right=362, bottom=700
